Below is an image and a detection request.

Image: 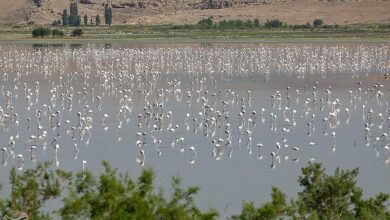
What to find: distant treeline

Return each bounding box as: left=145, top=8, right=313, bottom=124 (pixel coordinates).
left=56, top=1, right=110, bottom=27
left=197, top=17, right=331, bottom=29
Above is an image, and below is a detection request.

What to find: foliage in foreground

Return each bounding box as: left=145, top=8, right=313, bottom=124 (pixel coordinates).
left=0, top=161, right=72, bottom=219
left=60, top=161, right=217, bottom=220
left=0, top=161, right=217, bottom=220
left=231, top=163, right=390, bottom=220
left=0, top=162, right=388, bottom=220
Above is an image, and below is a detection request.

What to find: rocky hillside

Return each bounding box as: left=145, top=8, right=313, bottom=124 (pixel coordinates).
left=1, top=0, right=389, bottom=25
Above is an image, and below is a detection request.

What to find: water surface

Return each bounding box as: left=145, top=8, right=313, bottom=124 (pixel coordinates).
left=0, top=42, right=389, bottom=217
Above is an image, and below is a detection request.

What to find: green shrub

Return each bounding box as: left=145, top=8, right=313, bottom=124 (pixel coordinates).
left=232, top=163, right=390, bottom=220
left=0, top=162, right=71, bottom=219
left=217, top=19, right=259, bottom=29
left=32, top=28, right=51, bottom=38
left=71, top=28, right=83, bottom=37
left=313, top=19, right=324, bottom=27
left=244, top=19, right=253, bottom=28
left=265, top=19, right=283, bottom=28
left=321, top=24, right=334, bottom=29
left=52, top=19, right=62, bottom=26
left=198, top=17, right=214, bottom=29
left=52, top=29, right=64, bottom=37
left=59, top=161, right=218, bottom=219
left=292, top=24, right=311, bottom=29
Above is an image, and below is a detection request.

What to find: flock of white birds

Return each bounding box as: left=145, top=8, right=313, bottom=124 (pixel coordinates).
left=0, top=43, right=389, bottom=171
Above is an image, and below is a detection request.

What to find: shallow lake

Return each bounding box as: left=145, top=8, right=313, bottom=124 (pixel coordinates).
left=0, top=42, right=389, bottom=218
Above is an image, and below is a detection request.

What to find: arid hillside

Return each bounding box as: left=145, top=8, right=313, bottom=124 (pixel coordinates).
left=1, top=0, right=390, bottom=26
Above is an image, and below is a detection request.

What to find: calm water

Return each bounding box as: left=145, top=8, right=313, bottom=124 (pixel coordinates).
left=0, top=42, right=389, bottom=218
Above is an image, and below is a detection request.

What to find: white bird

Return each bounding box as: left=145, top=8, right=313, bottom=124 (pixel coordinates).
left=136, top=149, right=145, bottom=167
left=82, top=160, right=87, bottom=171
left=73, top=144, right=79, bottom=160
left=1, top=147, right=9, bottom=164
left=188, top=145, right=197, bottom=164
left=16, top=154, right=24, bottom=170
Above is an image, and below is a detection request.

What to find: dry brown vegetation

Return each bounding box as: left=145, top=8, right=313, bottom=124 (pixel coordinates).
left=1, top=0, right=389, bottom=26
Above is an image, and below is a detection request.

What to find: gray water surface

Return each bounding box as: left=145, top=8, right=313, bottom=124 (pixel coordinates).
left=0, top=42, right=389, bottom=218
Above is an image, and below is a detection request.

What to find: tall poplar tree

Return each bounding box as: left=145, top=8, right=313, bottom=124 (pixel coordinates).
left=104, top=3, right=113, bottom=26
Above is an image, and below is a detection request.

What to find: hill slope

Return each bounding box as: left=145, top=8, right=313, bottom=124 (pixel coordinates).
left=1, top=0, right=390, bottom=26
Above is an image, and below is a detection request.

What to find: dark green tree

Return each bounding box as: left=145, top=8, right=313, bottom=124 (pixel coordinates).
left=313, top=19, right=324, bottom=27
left=62, top=9, right=69, bottom=26
left=66, top=1, right=80, bottom=26
left=254, top=18, right=260, bottom=27
left=84, top=14, right=88, bottom=26
left=67, top=14, right=77, bottom=26
left=33, top=0, right=42, bottom=7
left=95, top=14, right=101, bottom=26
left=104, top=3, right=113, bottom=26
left=76, top=16, right=81, bottom=26
left=70, top=0, right=78, bottom=16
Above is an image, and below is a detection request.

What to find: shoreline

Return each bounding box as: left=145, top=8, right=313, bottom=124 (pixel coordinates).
left=1, top=23, right=389, bottom=43
left=0, top=35, right=389, bottom=44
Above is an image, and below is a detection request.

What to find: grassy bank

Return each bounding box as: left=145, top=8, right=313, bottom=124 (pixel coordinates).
left=1, top=23, right=390, bottom=42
